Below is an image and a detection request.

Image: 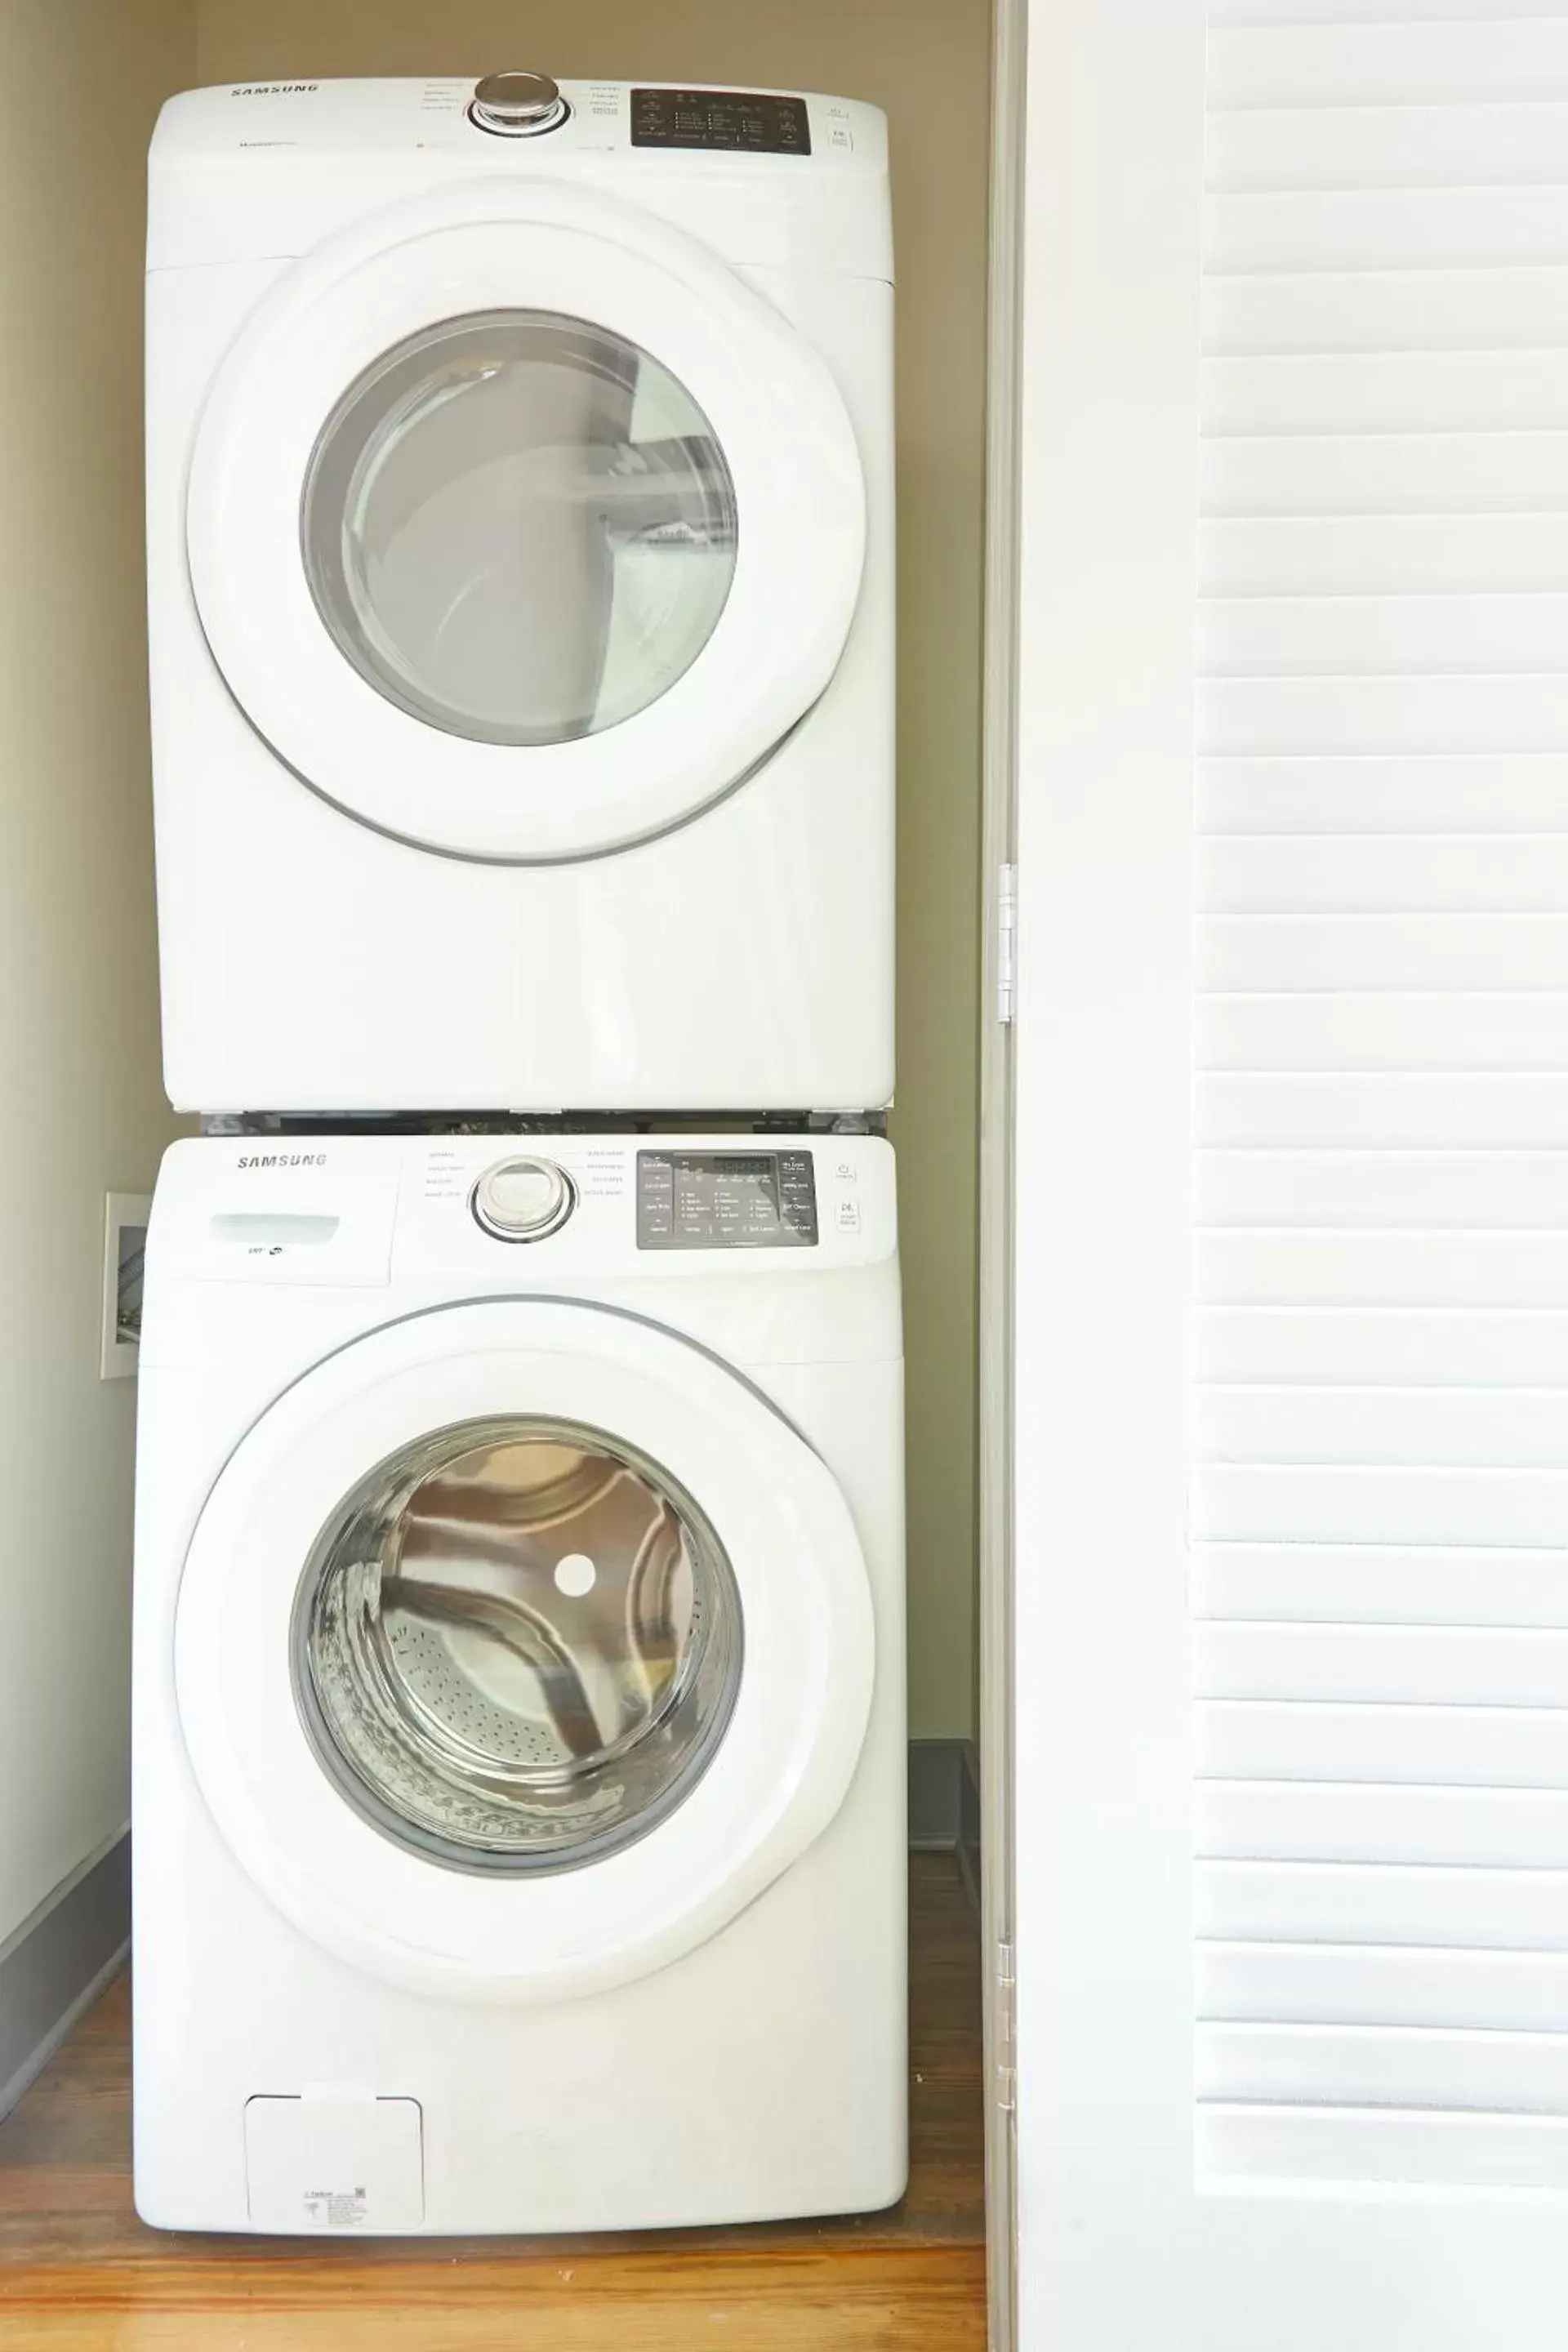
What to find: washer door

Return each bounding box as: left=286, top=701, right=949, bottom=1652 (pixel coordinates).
left=187, top=180, right=866, bottom=861
left=174, top=1301, right=875, bottom=2002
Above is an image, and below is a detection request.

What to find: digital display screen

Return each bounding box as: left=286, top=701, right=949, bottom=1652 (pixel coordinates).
left=630, top=88, right=811, bottom=155
left=636, top=1152, right=818, bottom=1250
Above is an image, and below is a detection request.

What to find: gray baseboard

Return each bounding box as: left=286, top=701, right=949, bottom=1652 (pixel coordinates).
left=956, top=1739, right=982, bottom=1917
left=0, top=1829, right=130, bottom=2123
left=909, top=1738, right=982, bottom=1913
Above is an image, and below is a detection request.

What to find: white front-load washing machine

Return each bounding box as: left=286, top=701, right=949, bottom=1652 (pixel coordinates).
left=146, top=75, right=894, bottom=1118
left=132, top=1132, right=906, bottom=2232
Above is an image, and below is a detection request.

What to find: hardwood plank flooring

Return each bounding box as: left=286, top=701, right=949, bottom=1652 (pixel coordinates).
left=0, top=1855, right=984, bottom=2350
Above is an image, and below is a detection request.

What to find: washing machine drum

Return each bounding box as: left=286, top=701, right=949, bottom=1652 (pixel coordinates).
left=186, top=180, right=868, bottom=860
left=300, top=1418, right=747, bottom=1877
left=174, top=1301, right=875, bottom=2003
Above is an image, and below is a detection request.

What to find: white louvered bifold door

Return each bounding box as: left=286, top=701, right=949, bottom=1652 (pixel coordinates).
left=1013, top=1, right=1568, bottom=2343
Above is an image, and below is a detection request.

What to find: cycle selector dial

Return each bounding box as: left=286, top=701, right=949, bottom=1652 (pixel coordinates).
left=471, top=1155, right=576, bottom=1242
left=470, top=70, right=570, bottom=136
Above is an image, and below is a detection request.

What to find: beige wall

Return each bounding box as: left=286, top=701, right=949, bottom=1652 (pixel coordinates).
left=195, top=0, right=991, bottom=1740
left=0, top=1, right=190, bottom=1941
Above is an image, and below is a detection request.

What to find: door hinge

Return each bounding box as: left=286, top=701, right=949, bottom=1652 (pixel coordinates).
left=996, top=1936, right=1017, bottom=2114
left=996, top=862, right=1018, bottom=1025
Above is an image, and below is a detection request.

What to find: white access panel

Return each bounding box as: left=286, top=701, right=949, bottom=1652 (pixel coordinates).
left=1013, top=0, right=1568, bottom=2343
left=244, top=2092, right=424, bottom=2231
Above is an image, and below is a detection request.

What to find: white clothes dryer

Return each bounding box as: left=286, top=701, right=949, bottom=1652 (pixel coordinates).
left=132, top=1131, right=906, bottom=2234
left=145, top=76, right=894, bottom=1117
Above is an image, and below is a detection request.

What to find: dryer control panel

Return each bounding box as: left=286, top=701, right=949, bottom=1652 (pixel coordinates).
left=630, top=89, right=810, bottom=155
left=147, top=79, right=892, bottom=278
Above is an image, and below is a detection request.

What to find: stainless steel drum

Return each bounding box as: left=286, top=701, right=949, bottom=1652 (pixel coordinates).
left=293, top=1415, right=744, bottom=1873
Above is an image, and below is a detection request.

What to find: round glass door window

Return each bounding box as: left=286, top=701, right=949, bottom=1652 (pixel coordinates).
left=293, top=1416, right=744, bottom=1873
left=301, top=309, right=738, bottom=746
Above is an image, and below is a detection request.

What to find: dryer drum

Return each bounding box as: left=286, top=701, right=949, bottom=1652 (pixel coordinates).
left=300, top=307, right=740, bottom=749
left=292, top=1413, right=744, bottom=1874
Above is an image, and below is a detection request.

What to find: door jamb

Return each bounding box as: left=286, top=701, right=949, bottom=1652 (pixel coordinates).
left=978, top=0, right=1027, bottom=2340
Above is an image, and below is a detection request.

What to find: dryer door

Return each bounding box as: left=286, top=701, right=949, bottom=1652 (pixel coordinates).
left=186, top=180, right=866, bottom=861
left=173, top=1299, right=875, bottom=2002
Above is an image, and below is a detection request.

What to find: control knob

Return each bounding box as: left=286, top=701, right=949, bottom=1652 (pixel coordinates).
left=469, top=70, right=569, bottom=137
left=471, top=1155, right=576, bottom=1242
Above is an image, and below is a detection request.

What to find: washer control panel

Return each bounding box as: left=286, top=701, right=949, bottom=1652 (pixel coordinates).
left=471, top=1155, right=576, bottom=1243
left=635, top=1151, right=817, bottom=1250
left=151, top=1135, right=893, bottom=1300
left=630, top=87, right=811, bottom=154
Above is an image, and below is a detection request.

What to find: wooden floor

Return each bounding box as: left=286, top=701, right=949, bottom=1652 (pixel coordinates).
left=0, top=1855, right=984, bottom=2350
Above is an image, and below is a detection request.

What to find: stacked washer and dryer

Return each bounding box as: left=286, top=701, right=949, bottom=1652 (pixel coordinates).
left=131, top=70, right=905, bottom=2236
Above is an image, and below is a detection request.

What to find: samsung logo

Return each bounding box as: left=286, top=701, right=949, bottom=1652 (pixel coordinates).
left=237, top=1153, right=327, bottom=1169
left=230, top=83, right=318, bottom=96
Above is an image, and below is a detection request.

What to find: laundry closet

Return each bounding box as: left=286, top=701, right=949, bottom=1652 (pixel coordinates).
left=0, top=0, right=990, bottom=2325
left=16, top=0, right=1568, bottom=2339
